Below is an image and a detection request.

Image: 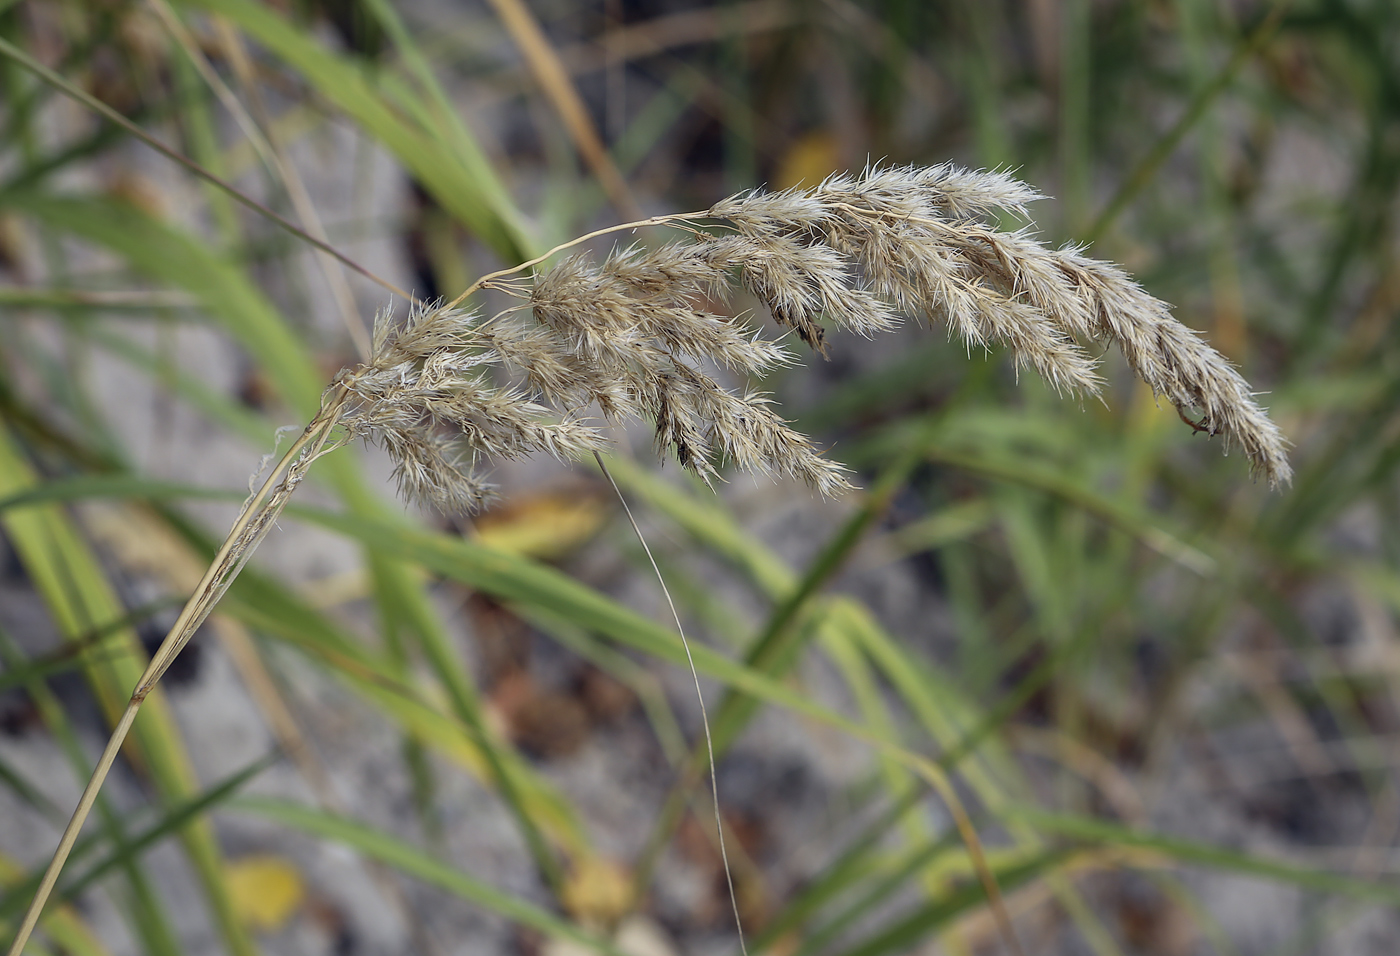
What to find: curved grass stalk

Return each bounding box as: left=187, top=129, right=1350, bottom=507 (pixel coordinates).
left=444, top=211, right=710, bottom=307
left=593, top=452, right=750, bottom=955
left=4, top=389, right=349, bottom=956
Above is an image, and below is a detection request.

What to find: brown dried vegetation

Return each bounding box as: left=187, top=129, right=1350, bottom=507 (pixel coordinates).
left=335, top=164, right=1289, bottom=511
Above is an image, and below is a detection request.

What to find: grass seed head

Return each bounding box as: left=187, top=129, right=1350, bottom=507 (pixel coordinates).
left=335, top=164, right=1290, bottom=511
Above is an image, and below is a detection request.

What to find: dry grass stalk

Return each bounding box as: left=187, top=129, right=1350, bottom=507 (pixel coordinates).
left=7, top=164, right=1288, bottom=956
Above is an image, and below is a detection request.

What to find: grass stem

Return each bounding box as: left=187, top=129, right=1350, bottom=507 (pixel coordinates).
left=3, top=399, right=343, bottom=956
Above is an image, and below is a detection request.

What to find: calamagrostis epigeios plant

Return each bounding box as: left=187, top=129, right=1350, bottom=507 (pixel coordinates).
left=7, top=164, right=1289, bottom=956
left=339, top=164, right=1290, bottom=512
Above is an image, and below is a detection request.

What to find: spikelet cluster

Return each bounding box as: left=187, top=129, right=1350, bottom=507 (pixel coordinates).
left=333, top=164, right=1290, bottom=510
left=335, top=308, right=610, bottom=510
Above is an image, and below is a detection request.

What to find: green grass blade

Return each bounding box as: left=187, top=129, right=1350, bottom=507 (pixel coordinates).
left=8, top=191, right=573, bottom=889
left=0, top=854, right=114, bottom=956
left=1086, top=4, right=1286, bottom=241
left=745, top=793, right=934, bottom=955
left=0, top=755, right=63, bottom=825
left=601, top=456, right=794, bottom=600
left=177, top=0, right=535, bottom=262
left=1008, top=806, right=1400, bottom=903
left=54, top=755, right=276, bottom=911
left=6, top=195, right=324, bottom=415
left=793, top=834, right=963, bottom=956
left=826, top=848, right=1077, bottom=956
left=0, top=627, right=182, bottom=956
left=0, top=755, right=275, bottom=922
left=81, top=324, right=272, bottom=447
left=287, top=504, right=858, bottom=726
left=281, top=496, right=1021, bottom=863
left=230, top=797, right=622, bottom=956
left=0, top=423, right=255, bottom=956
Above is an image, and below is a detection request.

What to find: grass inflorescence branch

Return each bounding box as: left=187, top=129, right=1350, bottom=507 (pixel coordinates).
left=341, top=163, right=1290, bottom=512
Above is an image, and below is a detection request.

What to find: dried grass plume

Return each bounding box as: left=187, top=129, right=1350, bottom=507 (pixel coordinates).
left=337, top=163, right=1290, bottom=507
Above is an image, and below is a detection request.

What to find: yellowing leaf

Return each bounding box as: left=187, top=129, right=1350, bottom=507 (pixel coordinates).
left=775, top=130, right=840, bottom=190
left=475, top=491, right=607, bottom=561
left=560, top=855, right=632, bottom=926
left=226, top=854, right=305, bottom=932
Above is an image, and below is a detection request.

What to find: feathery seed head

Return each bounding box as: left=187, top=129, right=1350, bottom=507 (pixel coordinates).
left=331, top=163, right=1289, bottom=511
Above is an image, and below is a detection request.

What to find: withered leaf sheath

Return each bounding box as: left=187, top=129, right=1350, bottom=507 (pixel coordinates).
left=336, top=164, right=1290, bottom=510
